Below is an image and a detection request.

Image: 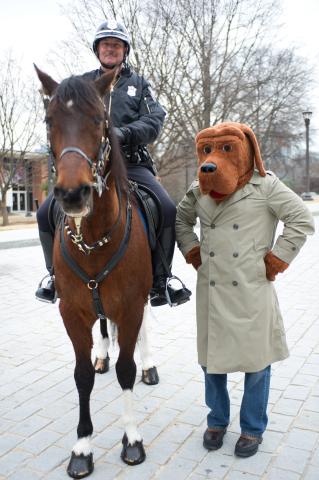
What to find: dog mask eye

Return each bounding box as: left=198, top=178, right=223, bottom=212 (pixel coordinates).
left=222, top=144, right=232, bottom=152
left=203, top=145, right=212, bottom=154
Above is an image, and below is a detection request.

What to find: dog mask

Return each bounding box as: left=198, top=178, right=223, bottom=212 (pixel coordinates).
left=196, top=122, right=266, bottom=201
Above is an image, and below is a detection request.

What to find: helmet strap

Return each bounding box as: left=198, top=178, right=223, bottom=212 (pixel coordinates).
left=100, top=62, right=118, bottom=70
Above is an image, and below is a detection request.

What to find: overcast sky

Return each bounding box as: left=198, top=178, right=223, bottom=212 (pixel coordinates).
left=1, top=0, right=318, bottom=144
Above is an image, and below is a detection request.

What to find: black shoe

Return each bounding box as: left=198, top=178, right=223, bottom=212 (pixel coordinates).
left=35, top=275, right=57, bottom=303
left=150, top=275, right=191, bottom=307
left=203, top=428, right=227, bottom=451
left=234, top=435, right=262, bottom=458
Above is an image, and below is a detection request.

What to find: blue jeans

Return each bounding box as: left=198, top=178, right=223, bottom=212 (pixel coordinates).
left=202, top=365, right=271, bottom=438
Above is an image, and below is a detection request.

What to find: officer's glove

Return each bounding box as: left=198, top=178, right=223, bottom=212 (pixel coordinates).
left=113, top=126, right=131, bottom=145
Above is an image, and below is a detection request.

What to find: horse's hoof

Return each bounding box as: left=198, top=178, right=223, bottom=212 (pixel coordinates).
left=67, top=451, right=94, bottom=478
left=121, top=433, right=146, bottom=465
left=142, top=366, right=159, bottom=385
left=94, top=353, right=110, bottom=374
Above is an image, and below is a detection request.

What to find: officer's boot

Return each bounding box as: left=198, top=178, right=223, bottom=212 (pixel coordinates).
left=35, top=230, right=57, bottom=303
left=150, top=226, right=191, bottom=307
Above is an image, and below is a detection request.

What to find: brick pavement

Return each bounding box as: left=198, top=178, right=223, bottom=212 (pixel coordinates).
left=0, top=216, right=319, bottom=479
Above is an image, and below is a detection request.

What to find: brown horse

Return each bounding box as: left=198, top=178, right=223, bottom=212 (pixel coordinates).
left=35, top=66, right=153, bottom=478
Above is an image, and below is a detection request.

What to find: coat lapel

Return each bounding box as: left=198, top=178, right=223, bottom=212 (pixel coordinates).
left=193, top=171, right=263, bottom=222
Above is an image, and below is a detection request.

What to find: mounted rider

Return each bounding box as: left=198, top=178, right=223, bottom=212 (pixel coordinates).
left=35, top=19, right=191, bottom=308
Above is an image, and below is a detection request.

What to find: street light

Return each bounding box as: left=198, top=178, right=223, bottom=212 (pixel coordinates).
left=302, top=110, right=312, bottom=200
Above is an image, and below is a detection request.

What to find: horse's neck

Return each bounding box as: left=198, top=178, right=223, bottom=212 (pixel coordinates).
left=81, top=180, right=122, bottom=242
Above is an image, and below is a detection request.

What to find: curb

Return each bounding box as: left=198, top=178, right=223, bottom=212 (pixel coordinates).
left=0, top=239, right=40, bottom=250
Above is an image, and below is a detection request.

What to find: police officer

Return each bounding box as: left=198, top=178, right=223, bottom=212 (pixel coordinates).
left=36, top=20, right=191, bottom=307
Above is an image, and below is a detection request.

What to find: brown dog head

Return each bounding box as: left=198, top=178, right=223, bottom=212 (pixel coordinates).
left=195, top=122, right=266, bottom=201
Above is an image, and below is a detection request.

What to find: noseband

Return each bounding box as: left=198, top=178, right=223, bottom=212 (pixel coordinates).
left=59, top=137, right=111, bottom=197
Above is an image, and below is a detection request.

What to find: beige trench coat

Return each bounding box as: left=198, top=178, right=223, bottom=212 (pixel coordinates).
left=176, top=171, right=315, bottom=374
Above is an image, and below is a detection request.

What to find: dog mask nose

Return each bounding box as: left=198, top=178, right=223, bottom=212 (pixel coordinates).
left=201, top=163, right=217, bottom=173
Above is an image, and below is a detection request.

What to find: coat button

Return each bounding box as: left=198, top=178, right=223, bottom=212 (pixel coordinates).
left=210, top=280, right=215, bottom=286
left=233, top=252, right=239, bottom=258
left=211, top=224, right=216, bottom=229
left=232, top=281, right=238, bottom=286
left=233, top=224, right=239, bottom=230
left=292, top=246, right=296, bottom=251
left=210, top=251, right=215, bottom=257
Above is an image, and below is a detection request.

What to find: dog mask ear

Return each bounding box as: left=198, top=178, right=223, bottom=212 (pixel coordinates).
left=240, top=124, right=266, bottom=177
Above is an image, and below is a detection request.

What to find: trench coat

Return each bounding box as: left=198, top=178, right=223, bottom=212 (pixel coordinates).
left=176, top=171, right=315, bottom=374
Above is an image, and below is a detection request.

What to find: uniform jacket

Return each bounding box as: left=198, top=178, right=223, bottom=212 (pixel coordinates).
left=82, top=66, right=166, bottom=149
left=176, top=171, right=315, bottom=374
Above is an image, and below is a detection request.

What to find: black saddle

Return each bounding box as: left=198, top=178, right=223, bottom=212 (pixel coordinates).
left=129, top=181, right=163, bottom=250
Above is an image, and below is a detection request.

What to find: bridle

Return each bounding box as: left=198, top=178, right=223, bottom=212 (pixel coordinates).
left=47, top=98, right=112, bottom=198
left=59, top=132, right=111, bottom=198
left=44, top=92, right=128, bottom=255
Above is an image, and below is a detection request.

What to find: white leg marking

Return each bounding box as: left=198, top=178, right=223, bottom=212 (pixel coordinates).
left=137, top=303, right=155, bottom=370
left=123, top=389, right=141, bottom=445
left=72, top=436, right=92, bottom=455
left=94, top=333, right=110, bottom=360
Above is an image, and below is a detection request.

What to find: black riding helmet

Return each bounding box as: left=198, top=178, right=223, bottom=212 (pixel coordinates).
left=93, top=20, right=131, bottom=58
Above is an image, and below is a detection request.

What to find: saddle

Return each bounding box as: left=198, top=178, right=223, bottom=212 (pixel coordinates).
left=129, top=181, right=163, bottom=250
left=48, top=181, right=163, bottom=252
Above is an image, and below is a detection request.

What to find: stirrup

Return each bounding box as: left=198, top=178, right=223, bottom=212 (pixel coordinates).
left=165, top=275, right=192, bottom=307
left=35, top=273, right=57, bottom=304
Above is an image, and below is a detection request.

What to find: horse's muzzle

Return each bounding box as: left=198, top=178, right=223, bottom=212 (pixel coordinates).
left=54, top=184, right=92, bottom=216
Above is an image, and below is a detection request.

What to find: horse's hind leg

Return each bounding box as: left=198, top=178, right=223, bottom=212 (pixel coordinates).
left=116, top=324, right=146, bottom=465
left=93, top=318, right=110, bottom=374
left=66, top=324, right=95, bottom=478
left=138, top=303, right=159, bottom=385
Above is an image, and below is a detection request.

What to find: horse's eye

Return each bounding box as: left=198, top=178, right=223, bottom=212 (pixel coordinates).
left=93, top=116, right=103, bottom=125
left=222, top=144, right=232, bottom=152
left=203, top=145, right=212, bottom=154
left=45, top=116, right=52, bottom=128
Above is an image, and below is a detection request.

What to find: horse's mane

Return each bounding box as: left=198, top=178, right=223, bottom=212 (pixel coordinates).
left=55, top=75, right=127, bottom=191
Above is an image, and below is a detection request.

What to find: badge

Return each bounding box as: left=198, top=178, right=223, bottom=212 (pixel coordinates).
left=127, top=86, right=137, bottom=97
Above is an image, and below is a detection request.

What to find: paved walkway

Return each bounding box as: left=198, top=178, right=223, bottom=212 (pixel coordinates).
left=0, top=206, right=319, bottom=479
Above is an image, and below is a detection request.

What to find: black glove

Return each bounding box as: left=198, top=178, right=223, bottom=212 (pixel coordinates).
left=113, top=126, right=131, bottom=145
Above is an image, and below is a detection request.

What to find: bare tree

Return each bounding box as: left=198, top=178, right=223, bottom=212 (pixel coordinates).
left=0, top=53, right=42, bottom=225
left=49, top=0, right=313, bottom=183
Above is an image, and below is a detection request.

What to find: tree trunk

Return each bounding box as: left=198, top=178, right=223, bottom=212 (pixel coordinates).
left=1, top=196, right=9, bottom=226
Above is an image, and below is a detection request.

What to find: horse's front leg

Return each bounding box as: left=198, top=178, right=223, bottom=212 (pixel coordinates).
left=93, top=318, right=110, bottom=374
left=64, top=320, right=95, bottom=478
left=116, top=325, right=146, bottom=466
left=138, top=303, right=159, bottom=385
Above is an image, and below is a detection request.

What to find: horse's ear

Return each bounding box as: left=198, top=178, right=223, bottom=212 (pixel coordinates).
left=34, top=64, right=59, bottom=96
left=95, top=69, right=117, bottom=97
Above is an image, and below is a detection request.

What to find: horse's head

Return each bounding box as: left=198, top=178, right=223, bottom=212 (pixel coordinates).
left=35, top=65, right=116, bottom=217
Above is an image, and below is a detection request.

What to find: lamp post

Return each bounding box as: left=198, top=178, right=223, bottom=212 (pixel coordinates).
left=302, top=110, right=312, bottom=200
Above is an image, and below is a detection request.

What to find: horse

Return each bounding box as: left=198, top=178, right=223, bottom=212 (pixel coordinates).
left=35, top=65, right=155, bottom=478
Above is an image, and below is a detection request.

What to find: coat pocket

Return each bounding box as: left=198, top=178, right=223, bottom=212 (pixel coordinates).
left=254, top=241, right=269, bottom=282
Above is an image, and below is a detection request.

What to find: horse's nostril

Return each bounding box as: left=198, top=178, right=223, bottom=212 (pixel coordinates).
left=54, top=184, right=91, bottom=205
left=80, top=185, right=91, bottom=199
left=54, top=185, right=64, bottom=200
left=201, top=163, right=217, bottom=173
